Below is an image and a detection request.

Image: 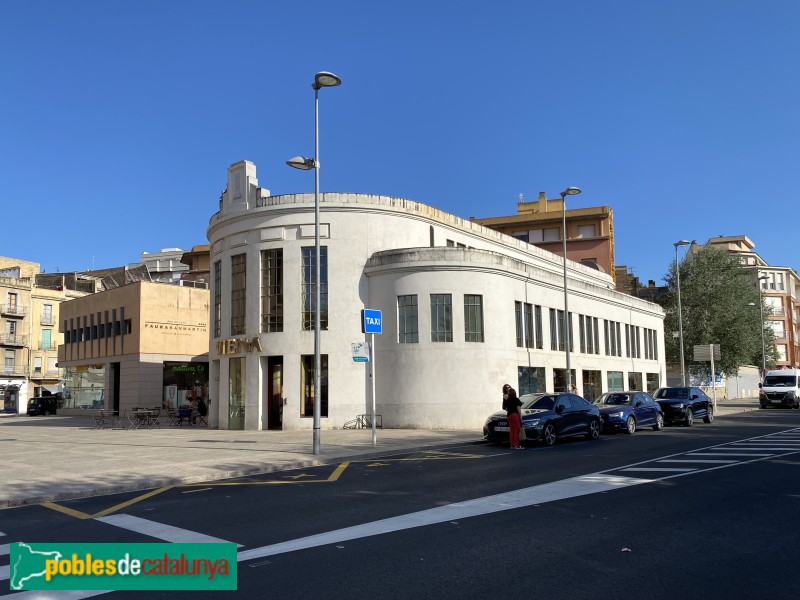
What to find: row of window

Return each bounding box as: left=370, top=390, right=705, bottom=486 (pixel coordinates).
left=214, top=248, right=328, bottom=339
left=517, top=365, right=661, bottom=398
left=211, top=249, right=659, bottom=359
left=513, top=224, right=597, bottom=244
left=63, top=309, right=132, bottom=344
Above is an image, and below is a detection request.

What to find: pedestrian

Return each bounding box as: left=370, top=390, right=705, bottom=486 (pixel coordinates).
left=502, top=383, right=510, bottom=411
left=570, top=382, right=578, bottom=394
left=190, top=397, right=200, bottom=425
left=504, top=384, right=524, bottom=449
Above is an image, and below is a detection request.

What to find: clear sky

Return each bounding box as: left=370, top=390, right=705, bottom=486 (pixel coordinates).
left=2, top=1, right=798, bottom=283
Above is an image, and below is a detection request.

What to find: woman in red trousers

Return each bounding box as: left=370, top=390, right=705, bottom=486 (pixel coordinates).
left=504, top=385, right=523, bottom=449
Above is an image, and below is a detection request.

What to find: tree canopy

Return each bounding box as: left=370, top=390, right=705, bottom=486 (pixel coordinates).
left=663, top=246, right=776, bottom=376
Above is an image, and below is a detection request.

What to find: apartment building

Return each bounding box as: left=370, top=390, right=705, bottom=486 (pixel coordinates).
left=471, top=192, right=615, bottom=281
left=695, top=236, right=799, bottom=369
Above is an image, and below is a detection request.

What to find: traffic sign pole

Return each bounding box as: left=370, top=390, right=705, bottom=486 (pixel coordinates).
left=370, top=333, right=377, bottom=447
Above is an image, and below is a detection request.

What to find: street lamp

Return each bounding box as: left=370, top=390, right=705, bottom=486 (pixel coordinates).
left=286, top=70, right=342, bottom=455
left=560, top=186, right=581, bottom=393
left=757, top=274, right=769, bottom=378
left=674, top=240, right=691, bottom=386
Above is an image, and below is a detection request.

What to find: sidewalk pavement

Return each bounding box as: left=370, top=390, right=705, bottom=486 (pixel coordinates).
left=0, top=396, right=761, bottom=509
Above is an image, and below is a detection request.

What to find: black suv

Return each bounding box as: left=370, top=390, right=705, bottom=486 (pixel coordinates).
left=27, top=396, right=58, bottom=416
left=652, top=387, right=713, bottom=426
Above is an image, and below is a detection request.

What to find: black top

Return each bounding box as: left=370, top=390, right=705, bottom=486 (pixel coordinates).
left=505, top=394, right=522, bottom=416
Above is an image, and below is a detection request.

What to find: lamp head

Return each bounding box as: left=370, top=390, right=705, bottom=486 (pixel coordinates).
left=560, top=187, right=582, bottom=198
left=286, top=156, right=315, bottom=171
left=674, top=240, right=690, bottom=248
left=313, top=71, right=342, bottom=90
left=758, top=274, right=769, bottom=281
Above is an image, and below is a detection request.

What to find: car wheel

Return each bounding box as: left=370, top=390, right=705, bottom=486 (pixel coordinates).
left=703, top=406, right=714, bottom=423
left=586, top=419, right=601, bottom=440
left=653, top=413, right=664, bottom=431
left=542, top=423, right=557, bottom=446
left=625, top=416, right=636, bottom=435
left=684, top=410, right=694, bottom=427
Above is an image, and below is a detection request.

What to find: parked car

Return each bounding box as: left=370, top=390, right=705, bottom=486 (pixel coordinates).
left=652, top=387, right=713, bottom=426
left=759, top=369, right=800, bottom=409
left=27, top=396, right=58, bottom=416
left=484, top=392, right=602, bottom=446
left=591, top=391, right=664, bottom=434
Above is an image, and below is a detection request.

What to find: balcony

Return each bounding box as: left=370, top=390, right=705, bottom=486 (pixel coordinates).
left=40, top=316, right=56, bottom=326
left=39, top=342, right=57, bottom=351
left=0, top=304, right=26, bottom=318
left=0, top=334, right=28, bottom=347
left=0, top=365, right=27, bottom=377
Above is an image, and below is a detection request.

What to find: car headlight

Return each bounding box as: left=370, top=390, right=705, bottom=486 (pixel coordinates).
left=526, top=419, right=540, bottom=427
left=787, top=391, right=796, bottom=399
left=607, top=411, right=623, bottom=418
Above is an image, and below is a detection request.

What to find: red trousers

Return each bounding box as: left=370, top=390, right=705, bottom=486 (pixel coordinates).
left=508, top=412, right=521, bottom=447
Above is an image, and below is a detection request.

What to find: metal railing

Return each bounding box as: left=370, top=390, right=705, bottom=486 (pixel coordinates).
left=0, top=304, right=27, bottom=317
left=40, top=316, right=56, bottom=326
left=0, top=365, right=27, bottom=377
left=0, top=334, right=28, bottom=346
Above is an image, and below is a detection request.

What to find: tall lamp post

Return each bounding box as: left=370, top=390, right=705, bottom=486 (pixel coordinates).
left=560, top=186, right=581, bottom=393
left=757, top=274, right=769, bottom=378
left=287, top=71, right=342, bottom=455
left=674, top=240, right=690, bottom=386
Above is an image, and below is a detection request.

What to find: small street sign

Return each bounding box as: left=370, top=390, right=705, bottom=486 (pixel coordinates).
left=362, top=309, right=382, bottom=334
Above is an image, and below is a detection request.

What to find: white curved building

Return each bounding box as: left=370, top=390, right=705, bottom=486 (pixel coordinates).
left=207, top=160, right=665, bottom=431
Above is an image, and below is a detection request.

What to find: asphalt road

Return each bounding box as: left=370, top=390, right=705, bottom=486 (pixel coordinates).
left=3, top=410, right=800, bottom=599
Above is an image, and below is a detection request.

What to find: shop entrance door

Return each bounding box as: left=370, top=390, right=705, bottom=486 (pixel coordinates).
left=268, top=357, right=283, bottom=430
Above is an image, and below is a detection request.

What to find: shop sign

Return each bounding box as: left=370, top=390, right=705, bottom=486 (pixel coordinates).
left=215, top=337, right=264, bottom=355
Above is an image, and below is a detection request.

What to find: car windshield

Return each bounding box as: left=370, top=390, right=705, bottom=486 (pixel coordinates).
left=654, top=388, right=689, bottom=399
left=521, top=395, right=556, bottom=410
left=593, top=393, right=632, bottom=405
left=764, top=375, right=797, bottom=387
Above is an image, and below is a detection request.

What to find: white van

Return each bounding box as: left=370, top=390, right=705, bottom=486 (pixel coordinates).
left=759, top=369, right=800, bottom=409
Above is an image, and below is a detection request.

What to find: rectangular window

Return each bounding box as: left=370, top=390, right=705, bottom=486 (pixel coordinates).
left=605, top=320, right=622, bottom=357
left=398, top=295, right=419, bottom=343
left=518, top=366, right=546, bottom=395
left=534, top=305, right=543, bottom=350
left=543, top=227, right=560, bottom=241
left=523, top=303, right=533, bottom=348
left=301, top=354, right=328, bottom=417
left=643, top=328, right=659, bottom=360
left=34, top=357, right=42, bottom=373
left=41, top=329, right=52, bottom=350
left=579, top=315, right=598, bottom=354
left=48, top=357, right=57, bottom=374
left=430, top=294, right=453, bottom=342
left=229, top=357, right=245, bottom=430
left=626, top=324, right=642, bottom=358
left=628, top=372, right=643, bottom=390
left=464, top=295, right=484, bottom=342
left=231, top=254, right=246, bottom=335
left=607, top=371, right=624, bottom=392
left=515, top=302, right=523, bottom=347
left=301, top=247, right=328, bottom=331
left=512, top=232, right=529, bottom=243
left=550, top=309, right=563, bottom=351
left=577, top=224, right=596, bottom=238
left=646, top=372, right=660, bottom=392
left=42, top=304, right=53, bottom=324
left=213, top=260, right=222, bottom=338
left=261, top=249, right=284, bottom=333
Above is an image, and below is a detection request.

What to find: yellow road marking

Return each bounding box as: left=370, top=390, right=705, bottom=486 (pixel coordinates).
left=40, top=502, right=93, bottom=520
left=327, top=461, right=350, bottom=481
left=39, top=452, right=480, bottom=518
left=181, top=487, right=212, bottom=494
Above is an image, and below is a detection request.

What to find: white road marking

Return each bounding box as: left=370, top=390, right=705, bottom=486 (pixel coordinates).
left=656, top=459, right=738, bottom=464
left=0, top=566, right=7, bottom=581
left=0, top=543, right=8, bottom=556
left=96, top=514, right=241, bottom=546
left=620, top=467, right=698, bottom=472
left=237, top=474, right=650, bottom=561
left=688, top=452, right=772, bottom=457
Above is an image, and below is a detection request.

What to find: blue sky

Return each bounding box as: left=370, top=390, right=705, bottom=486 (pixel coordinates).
left=2, top=1, right=798, bottom=283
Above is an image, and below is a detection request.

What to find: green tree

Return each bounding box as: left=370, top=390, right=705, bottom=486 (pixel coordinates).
left=663, top=246, right=777, bottom=377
